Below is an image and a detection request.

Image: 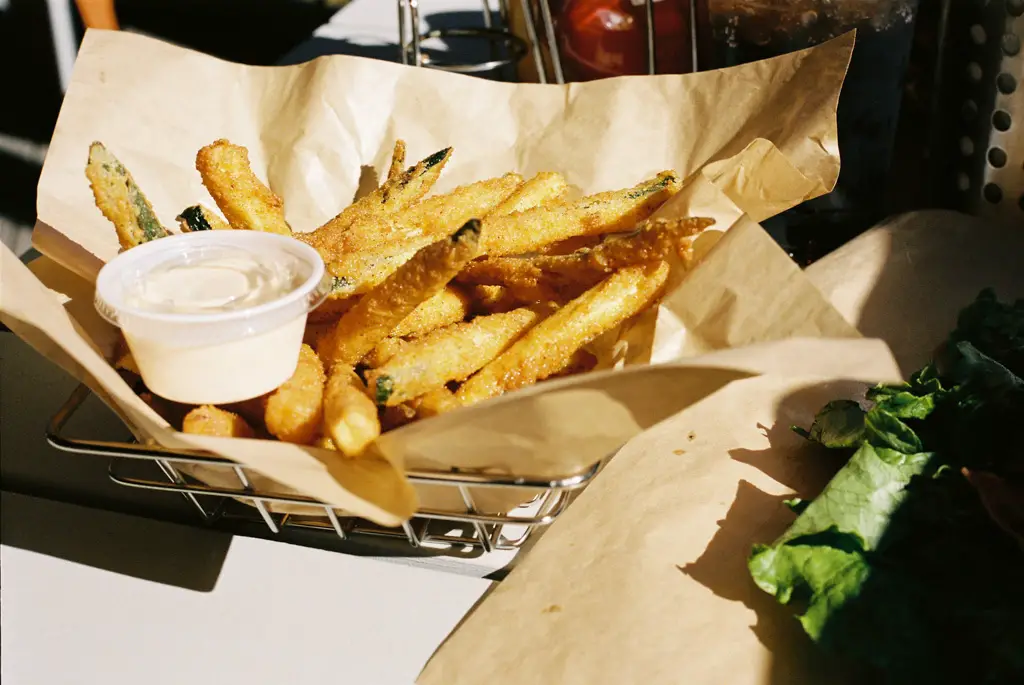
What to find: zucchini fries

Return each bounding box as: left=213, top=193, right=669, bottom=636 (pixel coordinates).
left=87, top=138, right=714, bottom=458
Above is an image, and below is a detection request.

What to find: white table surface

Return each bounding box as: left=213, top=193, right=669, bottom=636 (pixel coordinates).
left=2, top=533, right=491, bottom=685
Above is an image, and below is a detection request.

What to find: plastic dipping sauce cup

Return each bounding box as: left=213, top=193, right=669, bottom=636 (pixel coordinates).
left=95, top=231, right=332, bottom=405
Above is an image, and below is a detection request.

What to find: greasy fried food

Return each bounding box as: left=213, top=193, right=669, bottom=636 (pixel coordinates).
left=176, top=204, right=231, bottom=232
left=264, top=344, right=325, bottom=444
left=363, top=336, right=408, bottom=368
left=308, top=292, right=359, bottom=323
left=195, top=139, right=292, bottom=235
left=366, top=306, right=546, bottom=406
left=481, top=171, right=681, bottom=257
left=304, top=147, right=452, bottom=258
left=183, top=405, right=255, bottom=438
left=485, top=171, right=568, bottom=218
left=85, top=142, right=170, bottom=250
left=318, top=220, right=482, bottom=366
left=467, top=284, right=525, bottom=314
left=323, top=364, right=381, bottom=456
left=336, top=173, right=523, bottom=253
left=386, top=139, right=407, bottom=183
left=326, top=240, right=425, bottom=297
left=455, top=262, right=670, bottom=406
left=414, top=387, right=461, bottom=419
left=458, top=216, right=712, bottom=300
left=391, top=285, right=472, bottom=338
left=380, top=402, right=417, bottom=431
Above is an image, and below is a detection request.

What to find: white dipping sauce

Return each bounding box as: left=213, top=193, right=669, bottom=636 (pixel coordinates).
left=96, top=232, right=329, bottom=405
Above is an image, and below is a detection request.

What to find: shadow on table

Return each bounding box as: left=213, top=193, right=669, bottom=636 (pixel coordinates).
left=0, top=491, right=232, bottom=592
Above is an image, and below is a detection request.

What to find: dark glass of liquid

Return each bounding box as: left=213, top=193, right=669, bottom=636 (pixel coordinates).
left=696, top=1, right=921, bottom=264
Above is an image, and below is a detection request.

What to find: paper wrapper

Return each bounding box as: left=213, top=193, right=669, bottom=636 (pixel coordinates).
left=2, top=29, right=857, bottom=526
left=418, top=210, right=1024, bottom=684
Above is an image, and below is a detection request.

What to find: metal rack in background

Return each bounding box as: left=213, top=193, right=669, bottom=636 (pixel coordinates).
left=47, top=385, right=602, bottom=555
left=397, top=0, right=660, bottom=83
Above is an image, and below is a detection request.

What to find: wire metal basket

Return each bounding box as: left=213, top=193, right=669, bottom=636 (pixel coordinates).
left=47, top=384, right=602, bottom=554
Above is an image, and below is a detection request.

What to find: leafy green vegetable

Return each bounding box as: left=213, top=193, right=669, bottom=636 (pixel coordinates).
left=750, top=290, right=1024, bottom=684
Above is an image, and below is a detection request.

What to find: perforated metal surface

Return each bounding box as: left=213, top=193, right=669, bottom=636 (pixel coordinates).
left=948, top=0, right=1024, bottom=224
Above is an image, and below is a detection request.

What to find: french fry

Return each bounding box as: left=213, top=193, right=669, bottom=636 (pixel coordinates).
left=313, top=435, right=338, bottom=450
left=307, top=292, right=359, bottom=323
left=380, top=403, right=418, bottom=431
left=485, top=171, right=568, bottom=218
left=458, top=216, right=713, bottom=300
left=391, top=285, right=472, bottom=338
left=386, top=139, right=407, bottom=183
left=336, top=173, right=523, bottom=253
left=264, top=344, right=325, bottom=444
left=455, top=262, right=670, bottom=406
left=176, top=204, right=230, bottom=232
left=304, top=147, right=452, bottom=259
left=414, top=387, right=461, bottom=419
left=183, top=405, right=255, bottom=438
left=363, top=336, right=409, bottom=368
left=323, top=364, right=381, bottom=456
left=468, top=284, right=525, bottom=314
left=318, top=220, right=482, bottom=366
left=366, top=306, right=546, bottom=406
left=481, top=171, right=681, bottom=257
left=85, top=142, right=170, bottom=250
left=195, top=140, right=292, bottom=235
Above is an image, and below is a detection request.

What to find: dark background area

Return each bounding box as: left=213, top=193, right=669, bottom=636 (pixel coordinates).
left=0, top=0, right=342, bottom=254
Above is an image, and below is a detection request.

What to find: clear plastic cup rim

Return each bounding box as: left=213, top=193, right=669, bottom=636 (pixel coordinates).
left=95, top=231, right=330, bottom=342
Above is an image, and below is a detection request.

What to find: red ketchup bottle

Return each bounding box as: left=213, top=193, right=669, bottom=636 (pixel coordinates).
left=557, top=0, right=693, bottom=81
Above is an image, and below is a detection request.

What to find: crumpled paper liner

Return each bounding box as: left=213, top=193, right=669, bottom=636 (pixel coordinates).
left=418, top=211, right=1024, bottom=684
left=3, top=29, right=856, bottom=525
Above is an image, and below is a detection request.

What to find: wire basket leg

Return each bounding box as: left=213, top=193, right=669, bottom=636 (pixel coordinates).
left=232, top=466, right=279, bottom=534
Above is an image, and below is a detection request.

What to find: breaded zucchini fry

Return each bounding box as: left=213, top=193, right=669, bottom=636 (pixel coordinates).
left=323, top=364, right=381, bottom=456
left=183, top=405, right=255, bottom=438
left=366, top=306, right=545, bottom=406
left=307, top=292, right=359, bottom=323
left=414, top=387, right=461, bottom=419
left=326, top=240, right=426, bottom=297
left=318, top=221, right=482, bottom=366
left=458, top=216, right=713, bottom=300
left=264, top=344, right=325, bottom=444
left=485, top=171, right=568, bottom=218
left=456, top=262, right=670, bottom=406
left=305, top=147, right=452, bottom=258
left=481, top=171, right=681, bottom=257
left=379, top=402, right=417, bottom=431
left=176, top=204, right=231, bottom=232
left=337, top=173, right=522, bottom=253
left=391, top=285, right=472, bottom=338
left=85, top=142, right=170, bottom=250
left=386, top=139, right=407, bottom=183
left=363, top=336, right=409, bottom=368
left=195, top=139, right=292, bottom=235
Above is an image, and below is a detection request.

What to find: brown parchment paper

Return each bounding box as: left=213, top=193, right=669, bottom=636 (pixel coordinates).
left=419, top=211, right=1024, bottom=684
left=3, top=29, right=856, bottom=525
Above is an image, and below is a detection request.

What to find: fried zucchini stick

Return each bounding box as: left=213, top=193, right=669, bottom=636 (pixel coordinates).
left=484, top=171, right=568, bottom=218
left=305, top=147, right=452, bottom=258
left=85, top=142, right=170, bottom=250
left=323, top=364, right=381, bottom=456
left=176, top=204, right=231, bottom=232
left=363, top=336, right=409, bottom=368
left=337, top=173, right=522, bottom=253
left=459, top=216, right=712, bottom=299
left=195, top=139, right=292, bottom=235
left=414, top=387, right=462, bottom=418
left=183, top=405, right=255, bottom=438
left=318, top=220, right=482, bottom=366
left=481, top=171, right=681, bottom=257
left=264, top=344, right=325, bottom=444
left=391, top=285, right=472, bottom=338
left=386, top=139, right=407, bottom=183
left=456, top=262, right=670, bottom=406
left=367, top=306, right=546, bottom=406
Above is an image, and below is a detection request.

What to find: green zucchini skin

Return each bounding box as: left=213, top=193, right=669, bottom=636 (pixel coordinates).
left=176, top=205, right=213, bottom=232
